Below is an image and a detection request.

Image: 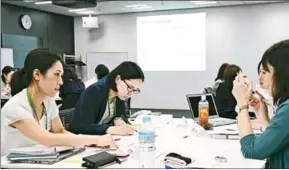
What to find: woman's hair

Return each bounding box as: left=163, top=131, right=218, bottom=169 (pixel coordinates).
left=215, top=63, right=229, bottom=81
left=62, top=67, right=78, bottom=83
left=95, top=64, right=109, bottom=79
left=10, top=49, right=63, bottom=96
left=107, top=61, right=145, bottom=92
left=1, top=66, right=14, bottom=84
left=260, top=39, right=289, bottom=105
left=223, top=64, right=242, bottom=84
left=11, top=70, right=23, bottom=96
left=257, top=61, right=262, bottom=75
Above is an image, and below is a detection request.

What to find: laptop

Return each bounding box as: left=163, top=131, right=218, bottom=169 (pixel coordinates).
left=9, top=148, right=85, bottom=165
left=186, top=93, right=236, bottom=127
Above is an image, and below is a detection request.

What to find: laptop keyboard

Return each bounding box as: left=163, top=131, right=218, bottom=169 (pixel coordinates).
left=210, top=118, right=236, bottom=127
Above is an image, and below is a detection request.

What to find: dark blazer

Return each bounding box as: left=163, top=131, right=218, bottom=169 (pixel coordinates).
left=215, top=82, right=237, bottom=119
left=68, top=77, right=126, bottom=135
left=59, top=79, right=85, bottom=110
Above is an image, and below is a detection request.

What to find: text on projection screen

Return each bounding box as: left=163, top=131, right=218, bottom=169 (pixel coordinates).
left=137, top=13, right=206, bottom=71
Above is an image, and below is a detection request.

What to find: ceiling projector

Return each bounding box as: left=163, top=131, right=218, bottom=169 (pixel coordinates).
left=82, top=16, right=99, bottom=28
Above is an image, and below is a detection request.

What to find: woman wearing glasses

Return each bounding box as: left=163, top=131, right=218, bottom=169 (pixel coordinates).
left=68, top=61, right=145, bottom=136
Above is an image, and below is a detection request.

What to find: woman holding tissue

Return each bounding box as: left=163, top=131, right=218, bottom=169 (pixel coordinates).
left=1, top=49, right=117, bottom=156
left=257, top=61, right=275, bottom=118
left=68, top=61, right=145, bottom=136
left=232, top=40, right=289, bottom=168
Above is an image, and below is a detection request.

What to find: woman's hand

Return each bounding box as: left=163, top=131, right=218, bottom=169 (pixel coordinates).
left=95, top=134, right=118, bottom=149
left=232, top=74, right=252, bottom=106
left=114, top=117, right=126, bottom=126
left=249, top=91, right=270, bottom=122
left=250, top=119, right=261, bottom=130
left=106, top=124, right=136, bottom=136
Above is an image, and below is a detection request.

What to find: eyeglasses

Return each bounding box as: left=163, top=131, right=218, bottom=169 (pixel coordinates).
left=123, top=80, right=141, bottom=94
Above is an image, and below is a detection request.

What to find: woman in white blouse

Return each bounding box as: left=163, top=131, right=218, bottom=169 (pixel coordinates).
left=1, top=49, right=117, bottom=156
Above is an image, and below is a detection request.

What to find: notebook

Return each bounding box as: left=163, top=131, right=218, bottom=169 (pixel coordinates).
left=8, top=148, right=85, bottom=165
left=8, top=144, right=75, bottom=156
left=7, top=152, right=59, bottom=161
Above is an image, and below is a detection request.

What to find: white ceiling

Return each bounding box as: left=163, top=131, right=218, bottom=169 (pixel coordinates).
left=2, top=1, right=285, bottom=16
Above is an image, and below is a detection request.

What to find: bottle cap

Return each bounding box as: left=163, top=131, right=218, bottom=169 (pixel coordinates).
left=201, top=95, right=206, bottom=101
left=143, top=116, right=152, bottom=123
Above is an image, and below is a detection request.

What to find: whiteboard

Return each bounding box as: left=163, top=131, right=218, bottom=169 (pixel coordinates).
left=1, top=48, right=14, bottom=71
left=86, top=52, right=128, bottom=80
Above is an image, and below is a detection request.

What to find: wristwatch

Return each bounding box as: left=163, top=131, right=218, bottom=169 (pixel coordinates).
left=235, top=104, right=249, bottom=113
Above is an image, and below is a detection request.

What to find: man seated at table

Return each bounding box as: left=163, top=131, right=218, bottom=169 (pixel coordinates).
left=84, top=64, right=109, bottom=88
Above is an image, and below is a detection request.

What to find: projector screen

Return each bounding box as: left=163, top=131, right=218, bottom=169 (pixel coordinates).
left=137, top=13, right=206, bottom=71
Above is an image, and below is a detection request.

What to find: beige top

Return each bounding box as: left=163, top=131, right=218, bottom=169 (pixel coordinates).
left=1, top=79, right=12, bottom=99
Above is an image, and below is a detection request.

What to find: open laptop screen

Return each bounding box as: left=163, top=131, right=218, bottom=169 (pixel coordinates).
left=187, top=94, right=218, bottom=119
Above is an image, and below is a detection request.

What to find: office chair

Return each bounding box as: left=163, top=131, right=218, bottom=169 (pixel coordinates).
left=124, top=98, right=131, bottom=117
left=204, top=87, right=213, bottom=94
left=120, top=99, right=131, bottom=124
left=59, top=108, right=75, bottom=130
left=1, top=98, right=9, bottom=107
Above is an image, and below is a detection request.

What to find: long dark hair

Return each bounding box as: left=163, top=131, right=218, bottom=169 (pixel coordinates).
left=1, top=66, right=14, bottom=84
left=10, top=49, right=63, bottom=96
left=107, top=61, right=145, bottom=92
left=215, top=63, right=229, bottom=81
left=261, top=39, right=289, bottom=105
left=223, top=64, right=242, bottom=87
left=257, top=61, right=261, bottom=75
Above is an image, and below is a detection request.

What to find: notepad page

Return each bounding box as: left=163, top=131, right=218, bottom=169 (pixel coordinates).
left=8, top=144, right=55, bottom=155
left=8, top=144, right=74, bottom=155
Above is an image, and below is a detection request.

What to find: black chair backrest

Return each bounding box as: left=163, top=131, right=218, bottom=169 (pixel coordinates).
left=60, top=93, right=81, bottom=110
left=59, top=108, right=75, bottom=130
left=124, top=98, right=132, bottom=117
left=1, top=98, right=9, bottom=107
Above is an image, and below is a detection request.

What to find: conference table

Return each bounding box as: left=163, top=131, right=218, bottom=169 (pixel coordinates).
left=1, top=115, right=266, bottom=169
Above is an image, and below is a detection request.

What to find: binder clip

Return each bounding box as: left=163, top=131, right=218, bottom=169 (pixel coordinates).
left=215, top=156, right=227, bottom=163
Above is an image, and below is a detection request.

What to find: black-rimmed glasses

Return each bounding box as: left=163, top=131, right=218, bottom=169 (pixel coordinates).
left=123, top=80, right=141, bottom=94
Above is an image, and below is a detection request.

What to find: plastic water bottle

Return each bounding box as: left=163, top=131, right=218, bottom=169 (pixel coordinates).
left=198, top=95, right=209, bottom=127
left=138, top=116, right=156, bottom=168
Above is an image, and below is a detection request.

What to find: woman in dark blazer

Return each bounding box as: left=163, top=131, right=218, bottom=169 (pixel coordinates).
left=68, top=61, right=145, bottom=135
left=215, top=64, right=242, bottom=119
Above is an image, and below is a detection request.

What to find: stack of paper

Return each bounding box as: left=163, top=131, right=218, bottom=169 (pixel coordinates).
left=7, top=144, right=74, bottom=161
left=7, top=153, right=59, bottom=161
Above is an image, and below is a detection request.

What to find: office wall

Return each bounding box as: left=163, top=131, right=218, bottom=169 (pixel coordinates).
left=1, top=3, right=75, bottom=55
left=74, top=2, right=289, bottom=110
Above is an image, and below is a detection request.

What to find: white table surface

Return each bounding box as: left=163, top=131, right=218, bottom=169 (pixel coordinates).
left=1, top=116, right=266, bottom=169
